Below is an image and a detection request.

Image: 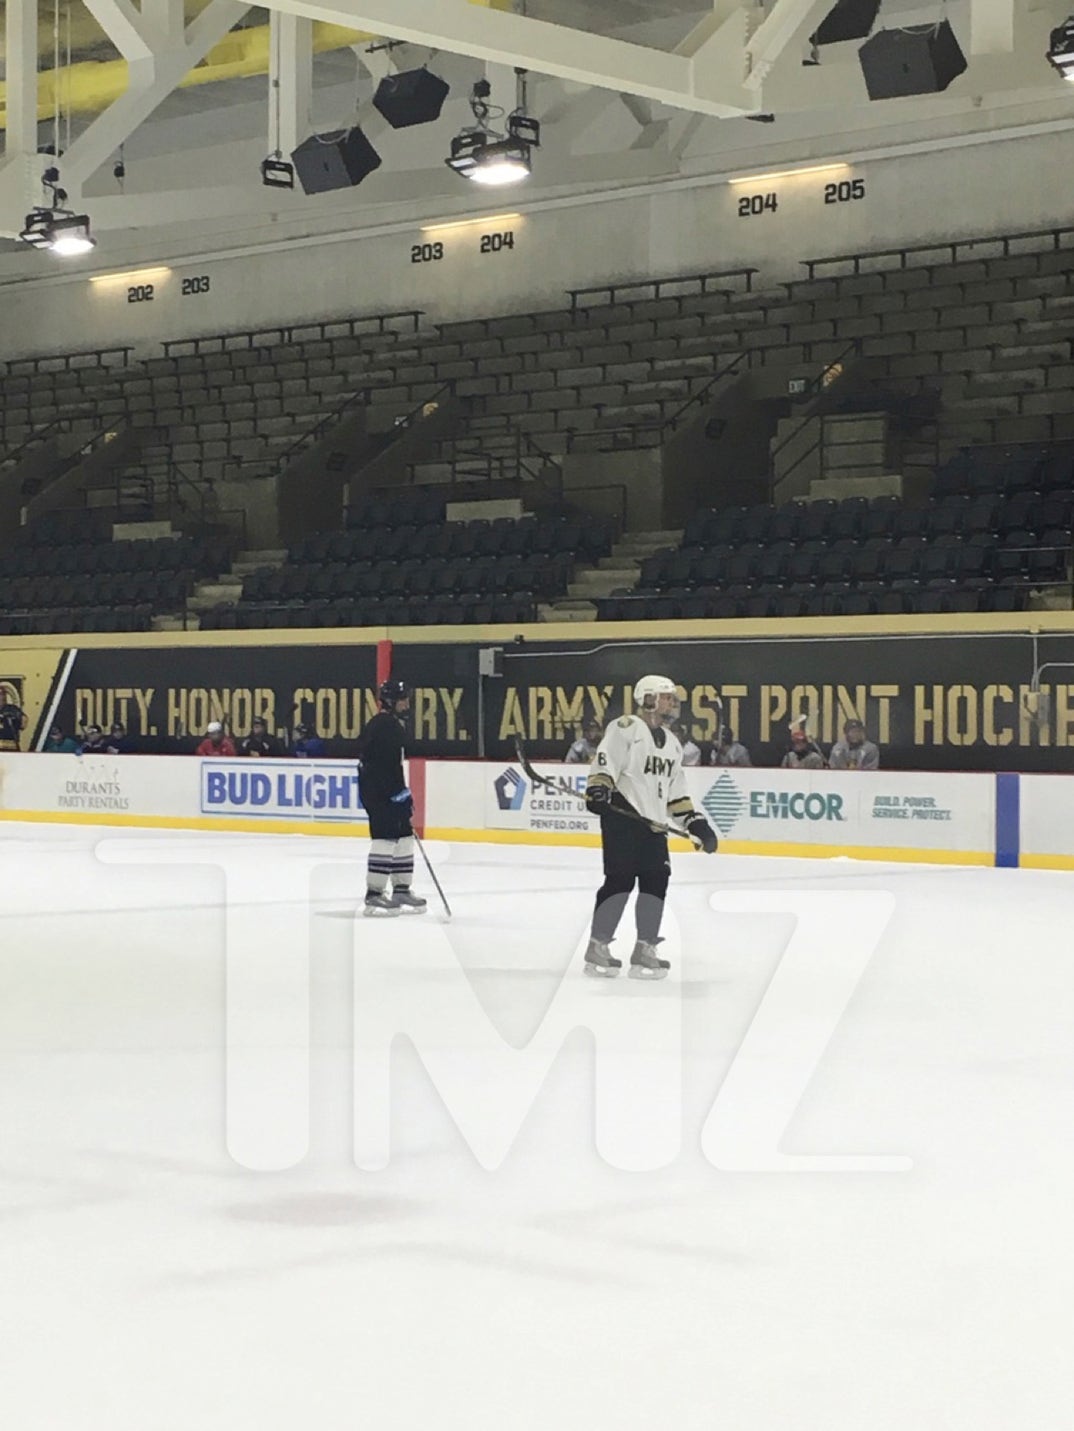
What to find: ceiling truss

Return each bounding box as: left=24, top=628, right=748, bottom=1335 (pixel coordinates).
left=0, top=0, right=1031, bottom=242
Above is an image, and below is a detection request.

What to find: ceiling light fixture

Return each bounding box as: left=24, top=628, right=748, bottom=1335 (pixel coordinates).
left=447, top=73, right=540, bottom=188
left=1047, top=16, right=1074, bottom=79
left=19, top=207, right=96, bottom=256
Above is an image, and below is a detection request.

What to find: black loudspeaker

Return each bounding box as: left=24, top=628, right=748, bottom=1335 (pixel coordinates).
left=858, top=21, right=967, bottom=100
left=812, top=0, right=879, bottom=46
left=290, top=128, right=382, bottom=194
left=374, top=69, right=450, bottom=129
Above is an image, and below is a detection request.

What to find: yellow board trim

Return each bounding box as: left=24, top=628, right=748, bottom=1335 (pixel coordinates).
left=4, top=608, right=1074, bottom=652
left=1018, top=853, right=1074, bottom=871
left=0, top=809, right=995, bottom=865
left=0, top=809, right=367, bottom=838
left=424, top=826, right=993, bottom=864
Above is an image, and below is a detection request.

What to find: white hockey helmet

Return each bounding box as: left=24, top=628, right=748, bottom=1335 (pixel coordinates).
left=633, top=674, right=679, bottom=713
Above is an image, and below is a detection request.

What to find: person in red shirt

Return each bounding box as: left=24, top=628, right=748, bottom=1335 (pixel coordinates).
left=195, top=721, right=237, bottom=757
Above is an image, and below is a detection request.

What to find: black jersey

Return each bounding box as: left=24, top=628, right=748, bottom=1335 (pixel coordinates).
left=240, top=733, right=282, bottom=758
left=0, top=702, right=26, bottom=748
left=356, top=711, right=406, bottom=804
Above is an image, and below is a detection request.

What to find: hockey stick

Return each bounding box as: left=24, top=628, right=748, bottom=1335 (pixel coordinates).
left=414, top=832, right=452, bottom=920
left=511, top=736, right=696, bottom=843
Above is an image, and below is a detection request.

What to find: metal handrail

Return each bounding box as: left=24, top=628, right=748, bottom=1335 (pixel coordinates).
left=3, top=345, right=132, bottom=376
left=568, top=266, right=757, bottom=309
left=161, top=310, right=425, bottom=358
left=565, top=348, right=750, bottom=454
left=225, top=383, right=377, bottom=482
left=274, top=386, right=371, bottom=468
left=766, top=338, right=864, bottom=495
left=0, top=409, right=98, bottom=470
left=801, top=224, right=1074, bottom=282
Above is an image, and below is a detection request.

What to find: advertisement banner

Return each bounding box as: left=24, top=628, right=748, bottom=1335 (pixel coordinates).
left=200, top=760, right=365, bottom=824
left=484, top=762, right=598, bottom=837
left=479, top=762, right=993, bottom=860
left=686, top=767, right=993, bottom=859
left=0, top=753, right=368, bottom=834
left=24, top=622, right=1074, bottom=772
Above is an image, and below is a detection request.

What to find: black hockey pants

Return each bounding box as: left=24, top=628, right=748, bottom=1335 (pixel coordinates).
left=591, top=813, right=670, bottom=944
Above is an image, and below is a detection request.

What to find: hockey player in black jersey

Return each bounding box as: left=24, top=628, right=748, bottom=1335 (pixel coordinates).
left=355, top=678, right=427, bottom=917
left=583, top=674, right=717, bottom=980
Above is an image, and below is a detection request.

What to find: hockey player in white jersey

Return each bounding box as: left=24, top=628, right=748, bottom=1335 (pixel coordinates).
left=583, top=674, right=717, bottom=979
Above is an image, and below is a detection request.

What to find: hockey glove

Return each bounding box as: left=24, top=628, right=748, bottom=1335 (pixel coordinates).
left=685, top=813, right=718, bottom=854
left=390, top=787, right=412, bottom=804
left=585, top=782, right=614, bottom=815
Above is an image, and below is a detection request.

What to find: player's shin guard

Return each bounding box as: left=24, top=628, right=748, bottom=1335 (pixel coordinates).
left=390, top=835, right=416, bottom=891
left=367, top=839, right=395, bottom=895
left=634, top=890, right=667, bottom=945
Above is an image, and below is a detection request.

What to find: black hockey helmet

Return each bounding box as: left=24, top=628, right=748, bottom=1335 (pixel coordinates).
left=379, top=678, right=410, bottom=710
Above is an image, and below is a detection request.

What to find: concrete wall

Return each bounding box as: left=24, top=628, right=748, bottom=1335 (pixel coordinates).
left=3, top=125, right=1074, bottom=363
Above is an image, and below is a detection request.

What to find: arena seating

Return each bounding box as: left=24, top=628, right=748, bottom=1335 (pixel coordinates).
left=596, top=443, right=1073, bottom=621
left=199, top=509, right=615, bottom=629
left=5, top=226, right=1074, bottom=631
left=0, top=520, right=231, bottom=635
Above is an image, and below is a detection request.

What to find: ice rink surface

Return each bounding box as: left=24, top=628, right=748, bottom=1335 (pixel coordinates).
left=1, top=820, right=1073, bottom=1431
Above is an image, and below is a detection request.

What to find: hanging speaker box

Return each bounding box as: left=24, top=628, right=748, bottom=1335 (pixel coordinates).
left=811, top=0, right=880, bottom=46
left=374, top=69, right=451, bottom=129
left=858, top=21, right=967, bottom=100
left=291, top=128, right=382, bottom=194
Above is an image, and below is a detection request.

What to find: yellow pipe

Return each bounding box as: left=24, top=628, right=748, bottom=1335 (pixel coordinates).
left=0, top=0, right=514, bottom=129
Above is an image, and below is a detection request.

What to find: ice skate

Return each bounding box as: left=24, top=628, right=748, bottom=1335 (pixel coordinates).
left=629, top=938, right=670, bottom=980
left=583, top=937, right=622, bottom=977
left=391, top=888, right=427, bottom=914
left=363, top=891, right=400, bottom=917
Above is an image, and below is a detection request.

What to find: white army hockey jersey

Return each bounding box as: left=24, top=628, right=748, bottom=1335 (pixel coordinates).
left=586, top=715, right=696, bottom=826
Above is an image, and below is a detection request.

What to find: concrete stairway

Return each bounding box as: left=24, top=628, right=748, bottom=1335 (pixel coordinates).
left=186, top=548, right=287, bottom=614
left=540, top=528, right=683, bottom=621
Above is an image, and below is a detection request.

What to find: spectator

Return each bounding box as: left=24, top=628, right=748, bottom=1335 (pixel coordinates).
left=42, top=724, right=79, bottom=753
left=0, top=691, right=27, bottom=752
left=239, top=716, right=282, bottom=758
left=674, top=721, right=701, bottom=766
left=710, top=724, right=751, bottom=768
left=293, top=722, right=326, bottom=758
left=829, top=718, right=880, bottom=771
left=195, top=721, right=237, bottom=757
left=565, top=718, right=602, bottom=764
left=105, top=722, right=134, bottom=755
left=79, top=724, right=109, bottom=754
left=780, top=716, right=826, bottom=770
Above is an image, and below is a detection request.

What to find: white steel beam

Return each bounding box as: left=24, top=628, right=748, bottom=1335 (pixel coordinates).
left=60, top=0, right=251, bottom=190
left=140, top=0, right=187, bottom=49
left=80, top=0, right=154, bottom=61
left=744, top=0, right=832, bottom=89
left=0, top=0, right=42, bottom=235
left=969, top=0, right=1014, bottom=54
left=4, top=0, right=40, bottom=156
left=269, top=12, right=314, bottom=158
left=277, top=0, right=754, bottom=114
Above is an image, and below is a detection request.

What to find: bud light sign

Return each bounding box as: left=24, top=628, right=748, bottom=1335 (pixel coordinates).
left=200, top=761, right=365, bottom=824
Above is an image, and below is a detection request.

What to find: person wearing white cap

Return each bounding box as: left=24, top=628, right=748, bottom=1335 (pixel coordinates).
left=582, top=674, right=717, bottom=981
left=195, top=721, right=237, bottom=757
